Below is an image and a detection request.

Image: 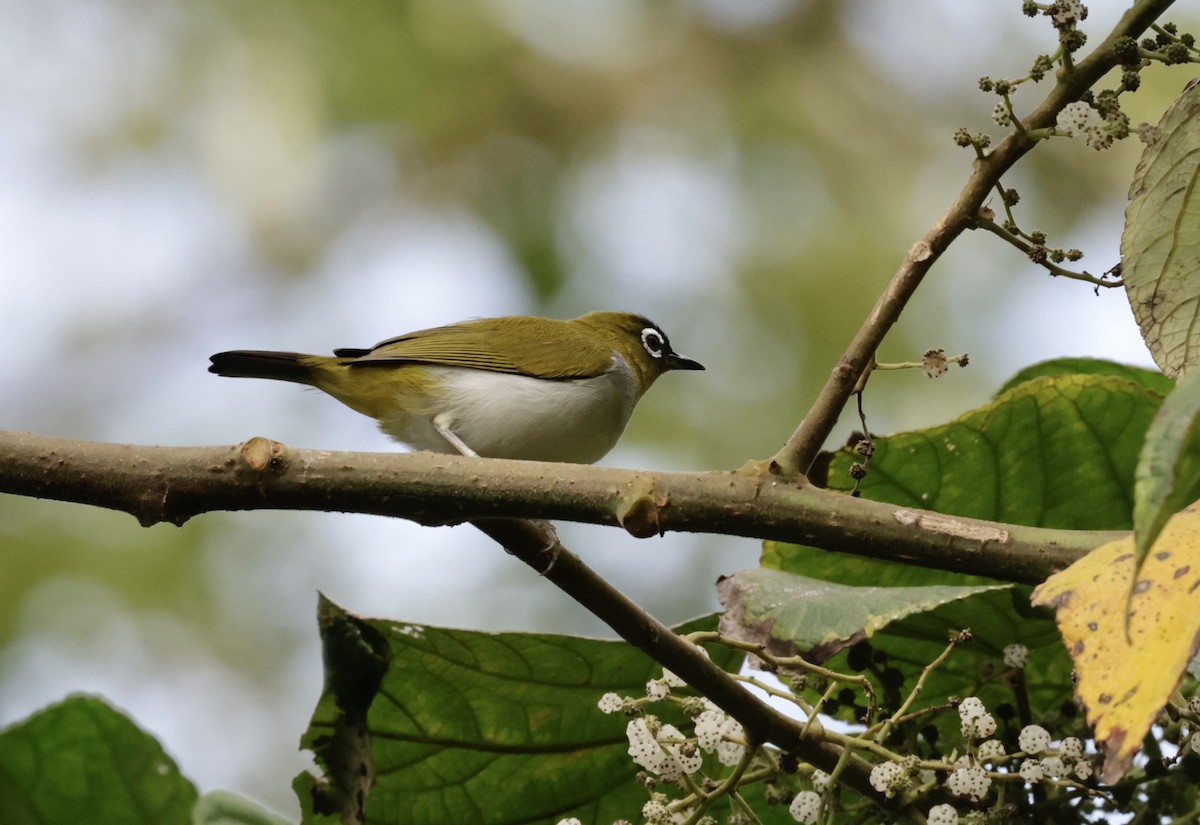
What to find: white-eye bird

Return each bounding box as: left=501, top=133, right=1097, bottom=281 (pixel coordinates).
left=208, top=311, right=703, bottom=463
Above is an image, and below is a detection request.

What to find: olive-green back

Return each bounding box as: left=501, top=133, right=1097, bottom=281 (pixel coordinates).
left=347, top=315, right=618, bottom=379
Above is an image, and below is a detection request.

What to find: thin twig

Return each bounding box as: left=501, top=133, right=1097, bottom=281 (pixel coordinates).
left=770, top=0, right=1176, bottom=480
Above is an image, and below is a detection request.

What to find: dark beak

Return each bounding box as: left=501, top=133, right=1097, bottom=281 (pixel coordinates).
left=665, top=352, right=705, bottom=371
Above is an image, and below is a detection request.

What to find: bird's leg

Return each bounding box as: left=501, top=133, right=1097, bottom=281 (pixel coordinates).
left=432, top=413, right=478, bottom=457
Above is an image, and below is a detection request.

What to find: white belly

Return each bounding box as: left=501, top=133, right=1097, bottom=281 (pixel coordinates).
left=380, top=359, right=639, bottom=463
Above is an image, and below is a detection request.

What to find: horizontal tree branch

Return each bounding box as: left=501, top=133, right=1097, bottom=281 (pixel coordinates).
left=0, top=429, right=1117, bottom=584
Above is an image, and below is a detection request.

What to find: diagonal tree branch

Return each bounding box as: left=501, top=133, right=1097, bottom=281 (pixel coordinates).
left=771, top=0, right=1179, bottom=481
left=470, top=517, right=890, bottom=804
left=0, top=430, right=1116, bottom=584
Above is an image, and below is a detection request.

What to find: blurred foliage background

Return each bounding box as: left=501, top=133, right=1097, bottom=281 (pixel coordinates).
left=0, top=0, right=1193, bottom=816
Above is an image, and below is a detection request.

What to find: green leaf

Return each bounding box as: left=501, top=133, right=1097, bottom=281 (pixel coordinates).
left=297, top=598, right=738, bottom=825
left=1133, top=367, right=1200, bottom=571
left=717, top=567, right=1008, bottom=662
left=719, top=569, right=1067, bottom=740
left=0, top=695, right=197, bottom=825
left=829, top=374, right=1163, bottom=530
left=996, top=357, right=1172, bottom=397
left=783, top=373, right=1167, bottom=589
left=192, top=791, right=295, bottom=825
left=762, top=372, right=1171, bottom=727
left=1122, top=77, right=1200, bottom=377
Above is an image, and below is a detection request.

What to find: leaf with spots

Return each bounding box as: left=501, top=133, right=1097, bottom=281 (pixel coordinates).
left=1122, top=77, right=1200, bottom=377
left=1032, top=503, right=1200, bottom=783
left=297, top=597, right=766, bottom=825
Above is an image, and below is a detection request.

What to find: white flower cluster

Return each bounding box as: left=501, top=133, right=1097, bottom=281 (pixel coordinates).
left=626, top=718, right=702, bottom=782
left=992, top=103, right=1012, bottom=127
left=946, top=765, right=991, bottom=801
left=1013, top=726, right=1095, bottom=782
left=1018, top=724, right=1051, bottom=754
left=789, top=790, right=821, bottom=824
left=958, top=697, right=997, bottom=739
left=976, top=739, right=1006, bottom=761
left=1019, top=758, right=1044, bottom=782
left=927, top=803, right=959, bottom=825
left=1056, top=102, right=1100, bottom=136
left=1055, top=101, right=1115, bottom=150
left=868, top=761, right=909, bottom=797
left=641, top=797, right=670, bottom=824
left=598, top=693, right=626, bottom=714
left=694, top=706, right=746, bottom=766
left=1003, top=643, right=1029, bottom=669
left=645, top=680, right=670, bottom=702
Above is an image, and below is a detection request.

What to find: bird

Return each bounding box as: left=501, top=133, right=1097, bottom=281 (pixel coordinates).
left=208, top=311, right=703, bottom=463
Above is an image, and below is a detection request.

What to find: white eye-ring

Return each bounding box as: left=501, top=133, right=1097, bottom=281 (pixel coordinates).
left=641, top=327, right=665, bottom=358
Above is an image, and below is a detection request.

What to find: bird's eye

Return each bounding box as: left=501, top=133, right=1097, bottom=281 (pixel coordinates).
left=641, top=327, right=665, bottom=358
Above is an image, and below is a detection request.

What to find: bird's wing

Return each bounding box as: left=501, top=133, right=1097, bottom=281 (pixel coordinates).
left=345, top=317, right=616, bottom=379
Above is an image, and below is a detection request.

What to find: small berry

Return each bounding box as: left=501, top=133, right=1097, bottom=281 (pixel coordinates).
left=1166, top=43, right=1191, bottom=64
left=1061, top=28, right=1087, bottom=52
left=1113, top=35, right=1140, bottom=65
left=1030, top=54, right=1053, bottom=81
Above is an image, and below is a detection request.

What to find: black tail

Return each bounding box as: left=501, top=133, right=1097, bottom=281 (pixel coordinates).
left=208, top=350, right=315, bottom=384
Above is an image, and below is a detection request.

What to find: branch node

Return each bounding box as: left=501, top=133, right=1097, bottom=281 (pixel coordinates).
left=617, top=477, right=670, bottom=538
left=236, top=437, right=290, bottom=473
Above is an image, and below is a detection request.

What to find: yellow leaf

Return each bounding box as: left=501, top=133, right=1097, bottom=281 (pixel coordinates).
left=1031, top=504, right=1200, bottom=783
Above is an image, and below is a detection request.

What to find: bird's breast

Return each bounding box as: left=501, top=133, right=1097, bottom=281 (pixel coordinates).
left=384, top=358, right=639, bottom=463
